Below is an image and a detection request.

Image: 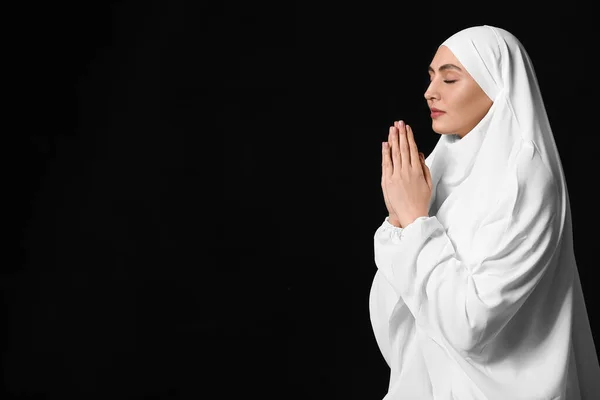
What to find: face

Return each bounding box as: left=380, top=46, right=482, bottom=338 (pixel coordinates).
left=424, top=45, right=493, bottom=138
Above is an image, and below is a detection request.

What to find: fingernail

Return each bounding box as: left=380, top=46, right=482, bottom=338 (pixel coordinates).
left=399, top=120, right=405, bottom=128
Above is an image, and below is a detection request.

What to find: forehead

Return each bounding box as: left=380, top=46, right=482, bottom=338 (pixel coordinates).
left=429, top=45, right=464, bottom=70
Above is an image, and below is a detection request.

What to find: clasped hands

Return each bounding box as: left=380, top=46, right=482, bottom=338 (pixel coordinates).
left=381, top=120, right=432, bottom=228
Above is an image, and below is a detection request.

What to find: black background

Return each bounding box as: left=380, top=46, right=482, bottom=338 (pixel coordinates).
left=4, top=2, right=597, bottom=399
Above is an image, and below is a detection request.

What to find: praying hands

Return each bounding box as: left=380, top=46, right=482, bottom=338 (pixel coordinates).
left=381, top=120, right=432, bottom=228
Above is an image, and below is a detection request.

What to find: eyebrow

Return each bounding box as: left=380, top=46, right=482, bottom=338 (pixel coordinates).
left=428, top=63, right=463, bottom=73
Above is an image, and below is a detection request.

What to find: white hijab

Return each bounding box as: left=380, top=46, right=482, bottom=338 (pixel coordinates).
left=427, top=25, right=566, bottom=224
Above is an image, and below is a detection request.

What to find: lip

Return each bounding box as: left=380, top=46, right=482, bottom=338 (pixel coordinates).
left=430, top=108, right=446, bottom=118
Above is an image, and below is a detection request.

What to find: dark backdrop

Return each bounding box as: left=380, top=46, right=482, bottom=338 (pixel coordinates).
left=4, top=2, right=597, bottom=399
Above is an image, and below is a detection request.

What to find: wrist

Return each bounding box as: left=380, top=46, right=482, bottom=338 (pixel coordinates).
left=388, top=215, right=402, bottom=228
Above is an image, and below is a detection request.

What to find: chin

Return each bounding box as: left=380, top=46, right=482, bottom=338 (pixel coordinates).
left=431, top=121, right=454, bottom=135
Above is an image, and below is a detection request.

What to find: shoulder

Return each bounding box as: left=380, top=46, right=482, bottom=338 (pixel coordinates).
left=513, top=140, right=561, bottom=220
left=516, top=141, right=559, bottom=197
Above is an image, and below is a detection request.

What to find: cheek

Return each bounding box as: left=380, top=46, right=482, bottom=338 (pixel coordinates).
left=448, top=88, right=471, bottom=112
left=450, top=90, right=480, bottom=121
left=440, top=91, right=463, bottom=118
left=475, top=95, right=493, bottom=118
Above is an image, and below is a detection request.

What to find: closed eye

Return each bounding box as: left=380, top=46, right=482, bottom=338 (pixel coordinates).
left=444, top=80, right=457, bottom=84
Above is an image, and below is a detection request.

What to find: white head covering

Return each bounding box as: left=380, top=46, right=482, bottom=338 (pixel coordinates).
left=419, top=25, right=600, bottom=397
left=428, top=25, right=565, bottom=224
left=423, top=25, right=566, bottom=254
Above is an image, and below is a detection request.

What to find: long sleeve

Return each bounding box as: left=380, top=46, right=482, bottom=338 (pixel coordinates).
left=374, top=170, right=561, bottom=356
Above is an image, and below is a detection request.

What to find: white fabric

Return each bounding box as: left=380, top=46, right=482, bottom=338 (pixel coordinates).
left=369, top=25, right=600, bottom=399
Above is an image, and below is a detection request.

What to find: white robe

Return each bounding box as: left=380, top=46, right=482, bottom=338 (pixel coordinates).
left=369, top=25, right=600, bottom=399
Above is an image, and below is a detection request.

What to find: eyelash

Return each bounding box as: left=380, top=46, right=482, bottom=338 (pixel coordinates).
left=428, top=78, right=458, bottom=84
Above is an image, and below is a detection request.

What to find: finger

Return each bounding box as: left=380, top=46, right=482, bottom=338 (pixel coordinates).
left=386, top=142, right=394, bottom=179
left=391, top=126, right=401, bottom=171
left=382, top=144, right=387, bottom=188
left=388, top=126, right=394, bottom=154
left=386, top=126, right=394, bottom=171
left=419, top=152, right=426, bottom=178
left=399, top=121, right=410, bottom=170
left=406, top=124, right=420, bottom=170
left=382, top=142, right=392, bottom=179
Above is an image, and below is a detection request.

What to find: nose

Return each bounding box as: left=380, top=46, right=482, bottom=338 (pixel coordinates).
left=424, top=80, right=439, bottom=101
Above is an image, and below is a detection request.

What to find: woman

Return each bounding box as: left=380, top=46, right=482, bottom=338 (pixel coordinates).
left=370, top=25, right=600, bottom=399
